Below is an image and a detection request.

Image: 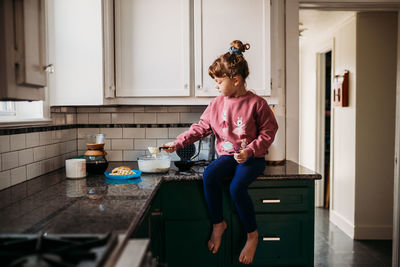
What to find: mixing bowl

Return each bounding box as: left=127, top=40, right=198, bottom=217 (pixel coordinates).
left=138, top=154, right=171, bottom=173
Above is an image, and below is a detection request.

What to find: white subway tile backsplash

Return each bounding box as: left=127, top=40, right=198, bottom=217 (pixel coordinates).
left=0, top=136, right=10, bottom=153
left=180, top=113, right=201, bottom=123
left=100, top=107, right=119, bottom=113
left=123, top=128, right=145, bottom=139
left=77, top=128, right=99, bottom=139
left=0, top=170, right=11, bottom=190
left=146, top=128, right=168, bottom=139
left=111, top=139, right=133, bottom=150
left=66, top=140, right=77, bottom=153
left=119, top=106, right=145, bottom=112
left=54, top=156, right=63, bottom=170
left=10, top=134, right=26, bottom=151
left=145, top=106, right=168, bottom=112
left=19, top=149, right=34, bottom=166
left=11, top=166, right=26, bottom=186
left=59, top=142, right=67, bottom=154
left=2, top=151, right=19, bottom=170
left=134, top=139, right=156, bottom=150
left=52, top=113, right=66, bottom=125
left=104, top=139, right=111, bottom=151
left=155, top=139, right=175, bottom=147
left=167, top=106, right=190, bottom=112
left=106, top=150, right=123, bottom=161
left=157, top=113, right=179, bottom=124
left=65, top=114, right=76, bottom=124
left=77, top=107, right=100, bottom=113
left=112, top=113, right=134, bottom=124
left=190, top=106, right=207, bottom=113
left=78, top=139, right=87, bottom=150
left=42, top=159, right=54, bottom=174
left=89, top=113, right=111, bottom=124
left=100, top=128, right=122, bottom=138
left=168, top=128, right=189, bottom=138
left=52, top=130, right=63, bottom=143
left=26, top=162, right=41, bottom=180
left=135, top=113, right=156, bottom=124
left=26, top=133, right=39, bottom=148
left=46, top=144, right=59, bottom=158
left=60, top=107, right=76, bottom=113
left=123, top=150, right=145, bottom=161
left=77, top=113, right=89, bottom=124
left=39, top=132, right=52, bottom=146
left=33, top=146, right=46, bottom=162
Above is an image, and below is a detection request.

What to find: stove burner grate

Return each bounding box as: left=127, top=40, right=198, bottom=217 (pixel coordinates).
left=0, top=232, right=117, bottom=267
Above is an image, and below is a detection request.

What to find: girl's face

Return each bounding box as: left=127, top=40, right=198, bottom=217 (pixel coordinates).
left=214, top=76, right=237, bottom=97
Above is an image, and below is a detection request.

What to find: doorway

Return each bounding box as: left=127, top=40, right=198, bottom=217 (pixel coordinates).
left=323, top=51, right=331, bottom=209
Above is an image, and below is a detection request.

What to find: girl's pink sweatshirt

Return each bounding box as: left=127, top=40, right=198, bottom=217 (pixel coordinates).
left=173, top=91, right=278, bottom=158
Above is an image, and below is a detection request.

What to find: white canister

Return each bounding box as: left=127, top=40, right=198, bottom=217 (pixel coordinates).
left=65, top=159, right=87, bottom=178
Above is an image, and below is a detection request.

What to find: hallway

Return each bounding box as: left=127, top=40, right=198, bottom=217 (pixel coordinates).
left=315, top=208, right=392, bottom=266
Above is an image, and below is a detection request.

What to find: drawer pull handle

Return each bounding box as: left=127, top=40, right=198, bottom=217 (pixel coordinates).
left=263, top=237, right=280, bottom=241
left=262, top=199, right=280, bottom=203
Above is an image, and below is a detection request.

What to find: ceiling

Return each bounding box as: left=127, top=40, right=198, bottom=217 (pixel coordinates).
left=299, top=10, right=355, bottom=39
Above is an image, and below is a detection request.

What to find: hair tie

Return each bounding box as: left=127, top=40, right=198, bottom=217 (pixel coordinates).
left=228, top=46, right=242, bottom=55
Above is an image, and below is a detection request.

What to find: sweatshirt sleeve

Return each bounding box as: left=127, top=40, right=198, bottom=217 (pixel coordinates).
left=245, top=100, right=278, bottom=158
left=173, top=102, right=214, bottom=150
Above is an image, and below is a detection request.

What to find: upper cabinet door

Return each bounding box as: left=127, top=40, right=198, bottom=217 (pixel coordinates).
left=194, top=0, right=271, bottom=97
left=48, top=0, right=104, bottom=106
left=115, top=0, right=191, bottom=97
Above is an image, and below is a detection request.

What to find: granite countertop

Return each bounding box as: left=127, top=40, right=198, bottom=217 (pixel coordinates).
left=0, top=160, right=320, bottom=236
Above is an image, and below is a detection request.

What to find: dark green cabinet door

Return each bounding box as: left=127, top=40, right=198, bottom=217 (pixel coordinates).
left=231, top=213, right=312, bottom=266
left=164, top=219, right=225, bottom=267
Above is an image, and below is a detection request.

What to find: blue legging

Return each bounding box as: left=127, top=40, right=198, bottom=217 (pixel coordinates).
left=203, top=155, right=266, bottom=233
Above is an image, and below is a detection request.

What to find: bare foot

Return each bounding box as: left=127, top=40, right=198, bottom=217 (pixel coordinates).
left=239, top=230, right=258, bottom=264
left=207, top=221, right=227, bottom=254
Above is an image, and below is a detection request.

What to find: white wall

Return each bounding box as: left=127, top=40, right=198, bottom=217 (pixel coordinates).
left=354, top=12, right=397, bottom=239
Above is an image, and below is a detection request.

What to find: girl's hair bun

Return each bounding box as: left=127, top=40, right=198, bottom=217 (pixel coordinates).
left=230, top=40, right=250, bottom=53
left=208, top=40, right=251, bottom=80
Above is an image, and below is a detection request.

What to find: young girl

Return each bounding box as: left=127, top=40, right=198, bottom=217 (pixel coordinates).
left=164, top=40, right=278, bottom=265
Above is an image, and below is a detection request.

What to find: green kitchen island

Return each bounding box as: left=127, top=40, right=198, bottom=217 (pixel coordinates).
left=134, top=160, right=321, bottom=267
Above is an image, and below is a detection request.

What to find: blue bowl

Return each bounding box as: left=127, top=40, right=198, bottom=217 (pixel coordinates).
left=104, top=170, right=142, bottom=180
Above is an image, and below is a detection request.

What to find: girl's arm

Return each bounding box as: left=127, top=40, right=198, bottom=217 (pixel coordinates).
left=245, top=101, right=278, bottom=158
left=173, top=102, right=214, bottom=150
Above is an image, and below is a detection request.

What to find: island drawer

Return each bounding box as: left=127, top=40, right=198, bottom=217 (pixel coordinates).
left=248, top=187, right=310, bottom=213
left=232, top=213, right=312, bottom=266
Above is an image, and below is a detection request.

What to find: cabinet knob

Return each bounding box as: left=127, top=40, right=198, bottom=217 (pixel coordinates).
left=184, top=84, right=188, bottom=89
left=197, top=84, right=202, bottom=90
left=43, top=64, right=55, bottom=73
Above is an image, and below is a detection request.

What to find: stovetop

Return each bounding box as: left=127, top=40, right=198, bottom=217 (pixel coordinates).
left=0, top=232, right=117, bottom=267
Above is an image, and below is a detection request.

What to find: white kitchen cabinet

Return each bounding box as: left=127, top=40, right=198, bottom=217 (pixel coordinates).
left=115, top=0, right=271, bottom=99
left=0, top=0, right=47, bottom=101
left=194, top=0, right=271, bottom=97
left=115, top=0, right=191, bottom=97
left=48, top=0, right=114, bottom=106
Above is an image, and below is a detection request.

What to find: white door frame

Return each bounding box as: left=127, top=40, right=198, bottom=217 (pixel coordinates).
left=315, top=41, right=333, bottom=208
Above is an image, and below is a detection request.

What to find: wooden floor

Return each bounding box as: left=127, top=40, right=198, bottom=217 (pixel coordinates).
left=315, top=208, right=392, bottom=266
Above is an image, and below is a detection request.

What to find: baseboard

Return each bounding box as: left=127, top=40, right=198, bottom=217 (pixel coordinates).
left=330, top=210, right=393, bottom=240
left=354, top=225, right=393, bottom=240
left=330, top=209, right=355, bottom=238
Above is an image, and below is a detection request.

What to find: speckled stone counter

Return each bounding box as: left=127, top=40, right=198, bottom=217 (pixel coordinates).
left=0, top=160, right=320, bottom=236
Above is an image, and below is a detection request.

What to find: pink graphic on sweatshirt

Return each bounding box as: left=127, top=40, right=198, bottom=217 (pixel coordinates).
left=233, top=117, right=246, bottom=137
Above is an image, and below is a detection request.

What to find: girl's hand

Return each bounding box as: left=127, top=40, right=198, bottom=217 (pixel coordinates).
left=163, top=142, right=177, bottom=153
left=234, top=149, right=248, bottom=163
